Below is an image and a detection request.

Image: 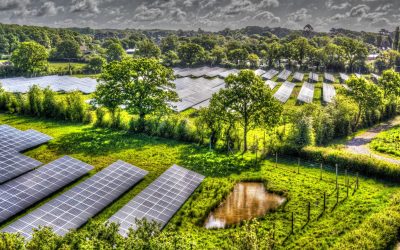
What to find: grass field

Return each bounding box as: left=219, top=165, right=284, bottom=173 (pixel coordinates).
left=48, top=62, right=87, bottom=73
left=0, top=113, right=399, bottom=248
left=370, top=125, right=400, bottom=158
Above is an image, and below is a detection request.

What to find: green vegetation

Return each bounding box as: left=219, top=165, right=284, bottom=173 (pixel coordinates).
left=370, top=125, right=400, bottom=157
left=0, top=114, right=399, bottom=249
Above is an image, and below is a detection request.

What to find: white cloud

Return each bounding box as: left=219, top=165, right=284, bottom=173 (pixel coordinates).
left=70, top=0, right=100, bottom=14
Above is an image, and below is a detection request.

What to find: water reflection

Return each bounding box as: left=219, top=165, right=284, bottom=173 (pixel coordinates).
left=204, top=182, right=285, bottom=229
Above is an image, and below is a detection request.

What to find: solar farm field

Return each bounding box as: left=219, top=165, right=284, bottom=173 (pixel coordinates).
left=0, top=114, right=399, bottom=249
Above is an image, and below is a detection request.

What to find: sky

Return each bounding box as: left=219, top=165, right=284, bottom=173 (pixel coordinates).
left=0, top=0, right=399, bottom=32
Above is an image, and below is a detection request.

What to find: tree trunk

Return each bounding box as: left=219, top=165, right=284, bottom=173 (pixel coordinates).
left=243, top=119, right=248, bottom=153
left=354, top=106, right=362, bottom=130
left=138, top=113, right=146, bottom=132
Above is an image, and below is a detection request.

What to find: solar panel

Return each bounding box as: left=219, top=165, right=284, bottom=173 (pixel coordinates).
left=277, top=70, right=292, bottom=81
left=297, top=82, right=315, bottom=103
left=1, top=160, right=148, bottom=239
left=309, top=72, right=319, bottom=82
left=0, top=152, right=42, bottom=184
left=218, top=69, right=239, bottom=78
left=204, top=68, right=229, bottom=78
left=254, top=69, right=266, bottom=76
left=354, top=73, right=362, bottom=78
left=266, top=80, right=278, bottom=90
left=109, top=165, right=205, bottom=236
left=1, top=76, right=98, bottom=94
left=293, top=72, right=304, bottom=82
left=339, top=73, right=349, bottom=82
left=323, top=83, right=336, bottom=103
left=273, top=81, right=296, bottom=103
left=324, top=73, right=335, bottom=83
left=371, top=73, right=380, bottom=82
left=0, top=125, right=23, bottom=138
left=263, top=69, right=279, bottom=80
left=0, top=156, right=93, bottom=223
left=0, top=129, right=52, bottom=153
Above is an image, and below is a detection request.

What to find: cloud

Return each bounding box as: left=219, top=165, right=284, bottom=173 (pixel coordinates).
left=0, top=0, right=29, bottom=11
left=133, top=5, right=164, bottom=21
left=70, top=0, right=100, bottom=14
left=36, top=1, right=64, bottom=17
left=253, top=11, right=280, bottom=23
left=325, top=0, right=351, bottom=10
left=348, top=4, right=370, bottom=18
left=287, top=8, right=311, bottom=22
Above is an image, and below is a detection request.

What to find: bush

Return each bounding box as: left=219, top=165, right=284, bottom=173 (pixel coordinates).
left=296, top=146, right=400, bottom=182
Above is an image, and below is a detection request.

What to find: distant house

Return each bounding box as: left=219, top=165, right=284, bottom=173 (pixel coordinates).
left=126, top=48, right=138, bottom=54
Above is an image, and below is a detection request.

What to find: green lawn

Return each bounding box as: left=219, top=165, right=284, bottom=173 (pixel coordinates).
left=370, top=125, right=400, bottom=158
left=0, top=113, right=399, bottom=248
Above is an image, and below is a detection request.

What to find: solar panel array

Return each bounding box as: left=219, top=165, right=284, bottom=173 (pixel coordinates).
left=263, top=69, right=279, bottom=79
left=2, top=160, right=148, bottom=239
left=354, top=73, right=362, bottom=78
left=254, top=69, right=266, bottom=76
left=204, top=68, right=230, bottom=78
left=218, top=69, right=239, bottom=78
left=339, top=73, right=349, bottom=82
left=293, top=72, right=304, bottom=82
left=309, top=72, right=319, bottom=82
left=371, top=73, right=380, bottom=81
left=266, top=80, right=278, bottom=90
left=0, top=153, right=42, bottom=184
left=109, top=165, right=205, bottom=236
left=277, top=70, right=292, bottom=80
left=0, top=129, right=52, bottom=153
left=0, top=156, right=93, bottom=223
left=297, top=82, right=315, bottom=103
left=324, top=73, right=335, bottom=83
left=172, top=77, right=225, bottom=111
left=273, top=81, right=296, bottom=103
left=0, top=76, right=97, bottom=94
left=323, top=83, right=336, bottom=103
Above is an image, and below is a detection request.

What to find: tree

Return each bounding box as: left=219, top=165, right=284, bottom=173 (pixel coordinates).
left=291, top=37, right=311, bottom=68
left=160, top=34, right=179, bottom=53
left=162, top=50, right=179, bottom=66
left=377, top=69, right=400, bottom=99
left=105, top=42, right=125, bottom=62
left=87, top=55, right=106, bottom=73
left=54, top=39, right=81, bottom=59
left=393, top=27, right=399, bottom=51
left=228, top=48, right=249, bottom=66
left=210, top=46, right=227, bottom=65
left=96, top=58, right=179, bottom=130
left=136, top=39, right=161, bottom=58
left=247, top=53, right=259, bottom=68
left=11, top=41, right=49, bottom=75
left=265, top=41, right=282, bottom=68
left=345, top=76, right=384, bottom=129
left=335, top=37, right=368, bottom=72
left=177, top=43, right=205, bottom=65
left=219, top=70, right=282, bottom=152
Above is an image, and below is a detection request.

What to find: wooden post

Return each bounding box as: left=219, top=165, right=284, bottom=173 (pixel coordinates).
left=320, top=163, right=323, bottom=180
left=345, top=169, right=347, bottom=186
left=323, top=192, right=326, bottom=211
left=356, top=172, right=359, bottom=190
left=335, top=164, right=338, bottom=189
left=275, top=152, right=278, bottom=168
left=347, top=183, right=349, bottom=198
left=297, top=158, right=300, bottom=174
left=307, top=202, right=311, bottom=222
left=291, top=212, right=294, bottom=234
left=336, top=188, right=339, bottom=204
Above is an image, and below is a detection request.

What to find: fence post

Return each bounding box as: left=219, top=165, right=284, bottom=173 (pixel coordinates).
left=345, top=169, right=347, bottom=186
left=297, top=158, right=300, bottom=174
left=275, top=152, right=278, bottom=168
left=335, top=164, right=338, bottom=189
left=356, top=172, right=359, bottom=190
left=336, top=188, right=339, bottom=204
left=323, top=192, right=326, bottom=211
left=307, top=202, right=310, bottom=222
left=320, top=163, right=323, bottom=180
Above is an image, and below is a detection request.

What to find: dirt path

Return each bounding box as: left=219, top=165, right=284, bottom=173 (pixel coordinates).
left=345, top=116, right=400, bottom=165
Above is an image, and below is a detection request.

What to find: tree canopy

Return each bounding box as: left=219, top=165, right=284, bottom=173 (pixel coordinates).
left=11, top=41, right=48, bottom=75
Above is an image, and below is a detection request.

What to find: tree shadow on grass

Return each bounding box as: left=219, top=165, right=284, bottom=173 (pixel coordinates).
left=49, top=127, right=195, bottom=157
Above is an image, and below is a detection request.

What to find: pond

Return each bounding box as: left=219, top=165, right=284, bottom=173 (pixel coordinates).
left=204, top=182, right=286, bottom=229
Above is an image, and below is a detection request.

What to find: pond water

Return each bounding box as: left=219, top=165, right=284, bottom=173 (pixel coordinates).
left=204, top=182, right=286, bottom=229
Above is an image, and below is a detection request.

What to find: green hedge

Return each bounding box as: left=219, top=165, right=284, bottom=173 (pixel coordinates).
left=332, top=191, right=400, bottom=250
left=295, top=146, right=400, bottom=182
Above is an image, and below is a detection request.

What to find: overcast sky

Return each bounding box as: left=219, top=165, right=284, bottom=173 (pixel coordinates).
left=0, top=0, right=399, bottom=32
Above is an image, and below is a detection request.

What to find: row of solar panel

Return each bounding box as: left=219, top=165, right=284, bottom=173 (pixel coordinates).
left=1, top=158, right=204, bottom=239
left=0, top=125, right=204, bottom=239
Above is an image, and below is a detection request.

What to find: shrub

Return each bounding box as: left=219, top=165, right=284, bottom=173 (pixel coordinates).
left=65, top=91, right=86, bottom=122
left=296, top=146, right=400, bottom=182
left=27, top=85, right=44, bottom=116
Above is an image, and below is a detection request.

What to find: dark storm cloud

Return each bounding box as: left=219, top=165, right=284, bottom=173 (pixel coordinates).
left=0, top=0, right=398, bottom=31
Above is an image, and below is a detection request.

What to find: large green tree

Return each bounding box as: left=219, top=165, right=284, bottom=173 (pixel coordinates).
left=378, top=69, right=400, bottom=99
left=105, top=42, right=126, bottom=62
left=11, top=41, right=49, bottom=75
left=218, top=70, right=282, bottom=152
left=345, top=76, right=384, bottom=129
left=335, top=37, right=368, bottom=72
left=95, top=58, right=178, bottom=130
left=177, top=43, right=205, bottom=65
left=136, top=39, right=161, bottom=58
left=54, top=39, right=81, bottom=59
